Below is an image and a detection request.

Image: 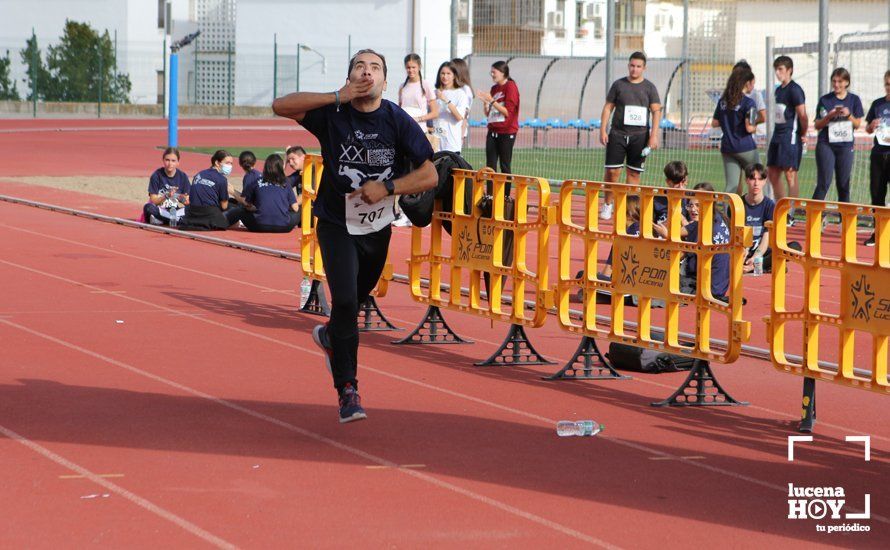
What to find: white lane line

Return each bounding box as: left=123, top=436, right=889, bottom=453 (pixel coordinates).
left=0, top=421, right=236, bottom=549
left=2, top=256, right=888, bottom=526
left=0, top=221, right=885, bottom=441
left=0, top=317, right=620, bottom=549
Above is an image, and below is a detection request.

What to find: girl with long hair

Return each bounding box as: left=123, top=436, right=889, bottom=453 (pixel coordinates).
left=398, top=53, right=439, bottom=130
left=477, top=61, right=520, bottom=175
left=711, top=67, right=759, bottom=194
left=234, top=153, right=300, bottom=232
left=433, top=61, right=471, bottom=153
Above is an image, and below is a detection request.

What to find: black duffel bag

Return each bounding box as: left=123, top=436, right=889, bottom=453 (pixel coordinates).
left=399, top=151, right=474, bottom=228
left=607, top=342, right=695, bottom=373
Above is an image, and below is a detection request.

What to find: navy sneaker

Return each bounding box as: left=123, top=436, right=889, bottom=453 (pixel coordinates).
left=312, top=324, right=333, bottom=374
left=338, top=383, right=367, bottom=423
left=864, top=233, right=876, bottom=247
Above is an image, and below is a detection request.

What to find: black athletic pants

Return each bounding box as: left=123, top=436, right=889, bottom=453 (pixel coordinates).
left=870, top=150, right=890, bottom=207
left=813, top=142, right=854, bottom=202
left=315, top=219, right=391, bottom=391
left=237, top=210, right=300, bottom=233
left=485, top=131, right=515, bottom=175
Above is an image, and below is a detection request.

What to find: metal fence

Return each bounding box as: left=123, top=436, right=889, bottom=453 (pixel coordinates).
left=1, top=0, right=888, bottom=202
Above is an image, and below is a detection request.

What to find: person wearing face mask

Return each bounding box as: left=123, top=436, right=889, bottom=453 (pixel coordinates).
left=178, top=150, right=241, bottom=230
left=272, top=48, right=437, bottom=423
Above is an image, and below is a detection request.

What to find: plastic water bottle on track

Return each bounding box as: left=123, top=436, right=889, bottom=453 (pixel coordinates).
left=300, top=276, right=311, bottom=308
left=752, top=256, right=764, bottom=277
left=168, top=203, right=178, bottom=228
left=556, top=420, right=603, bottom=437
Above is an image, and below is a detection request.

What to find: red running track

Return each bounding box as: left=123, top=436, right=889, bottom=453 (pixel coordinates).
left=1, top=186, right=889, bottom=547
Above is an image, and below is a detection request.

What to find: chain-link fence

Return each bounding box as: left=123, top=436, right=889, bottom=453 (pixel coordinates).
left=1, top=1, right=888, bottom=202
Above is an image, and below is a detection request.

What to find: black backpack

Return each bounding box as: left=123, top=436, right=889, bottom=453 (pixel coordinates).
left=607, top=342, right=696, bottom=373
left=399, top=151, right=473, bottom=229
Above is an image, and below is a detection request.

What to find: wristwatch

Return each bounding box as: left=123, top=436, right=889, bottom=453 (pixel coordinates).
left=384, top=179, right=395, bottom=196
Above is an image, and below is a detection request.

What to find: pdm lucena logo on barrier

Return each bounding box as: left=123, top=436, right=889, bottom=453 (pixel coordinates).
left=787, top=436, right=873, bottom=534
left=850, top=274, right=875, bottom=322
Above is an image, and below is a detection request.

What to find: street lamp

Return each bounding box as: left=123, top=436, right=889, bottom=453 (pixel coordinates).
left=300, top=43, right=326, bottom=74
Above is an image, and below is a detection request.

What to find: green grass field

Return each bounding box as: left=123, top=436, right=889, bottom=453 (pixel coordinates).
left=180, top=145, right=875, bottom=204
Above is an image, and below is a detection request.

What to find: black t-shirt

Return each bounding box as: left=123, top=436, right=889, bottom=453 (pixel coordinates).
left=606, top=77, right=661, bottom=136
left=299, top=101, right=434, bottom=226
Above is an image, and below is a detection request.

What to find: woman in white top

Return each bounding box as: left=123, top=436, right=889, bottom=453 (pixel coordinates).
left=433, top=61, right=471, bottom=153
left=451, top=57, right=475, bottom=139
left=398, top=53, right=439, bottom=130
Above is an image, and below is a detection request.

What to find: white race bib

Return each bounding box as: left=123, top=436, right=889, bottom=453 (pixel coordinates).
left=876, top=122, right=890, bottom=147
left=774, top=102, right=787, bottom=122
left=487, top=103, right=506, bottom=123
left=623, top=105, right=647, bottom=127
left=345, top=194, right=396, bottom=235
left=827, top=120, right=853, bottom=143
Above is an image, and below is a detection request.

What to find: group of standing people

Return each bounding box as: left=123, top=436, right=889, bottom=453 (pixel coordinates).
left=711, top=58, right=890, bottom=245
left=396, top=54, right=520, bottom=175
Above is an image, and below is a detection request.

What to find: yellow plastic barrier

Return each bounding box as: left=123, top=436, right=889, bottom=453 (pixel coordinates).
left=556, top=181, right=751, bottom=364
left=408, top=168, right=556, bottom=327
left=300, top=154, right=392, bottom=298
left=767, top=198, right=889, bottom=395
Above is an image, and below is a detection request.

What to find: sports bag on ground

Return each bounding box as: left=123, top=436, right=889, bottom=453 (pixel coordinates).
left=606, top=342, right=696, bottom=373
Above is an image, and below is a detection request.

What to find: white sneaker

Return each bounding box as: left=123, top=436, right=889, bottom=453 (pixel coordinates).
left=599, top=202, right=614, bottom=221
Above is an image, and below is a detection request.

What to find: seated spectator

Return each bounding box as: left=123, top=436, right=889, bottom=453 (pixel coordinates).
left=230, top=154, right=300, bottom=233
left=740, top=163, right=801, bottom=273
left=653, top=160, right=690, bottom=226
left=285, top=145, right=306, bottom=193
left=682, top=182, right=731, bottom=300
left=179, top=150, right=240, bottom=231
left=143, top=147, right=189, bottom=226
left=238, top=150, right=262, bottom=198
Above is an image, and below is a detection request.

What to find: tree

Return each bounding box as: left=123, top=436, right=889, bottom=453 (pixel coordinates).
left=19, top=33, right=52, bottom=101
left=21, top=21, right=131, bottom=103
left=0, top=50, right=21, bottom=101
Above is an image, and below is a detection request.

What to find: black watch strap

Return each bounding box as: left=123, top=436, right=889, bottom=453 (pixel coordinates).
left=384, top=179, right=395, bottom=196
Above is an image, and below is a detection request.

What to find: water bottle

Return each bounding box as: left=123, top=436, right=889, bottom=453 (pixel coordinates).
left=641, top=146, right=651, bottom=158
left=752, top=256, right=763, bottom=277
left=168, top=204, right=178, bottom=228
left=556, top=420, right=603, bottom=437
left=300, top=276, right=311, bottom=308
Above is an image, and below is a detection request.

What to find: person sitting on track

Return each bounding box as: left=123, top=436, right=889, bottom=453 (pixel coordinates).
left=238, top=150, right=262, bottom=198
left=681, top=182, right=731, bottom=301
left=285, top=145, right=307, bottom=194
left=143, top=147, right=190, bottom=226
left=653, top=160, right=690, bottom=228
left=178, top=150, right=241, bottom=231
left=228, top=153, right=300, bottom=233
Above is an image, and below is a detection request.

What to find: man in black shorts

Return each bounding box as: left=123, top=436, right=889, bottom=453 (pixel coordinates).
left=272, top=49, right=437, bottom=423
left=599, top=51, right=662, bottom=220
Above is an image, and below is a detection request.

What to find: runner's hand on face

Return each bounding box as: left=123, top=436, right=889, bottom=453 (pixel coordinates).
left=348, top=180, right=388, bottom=205
left=340, top=77, right=373, bottom=103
